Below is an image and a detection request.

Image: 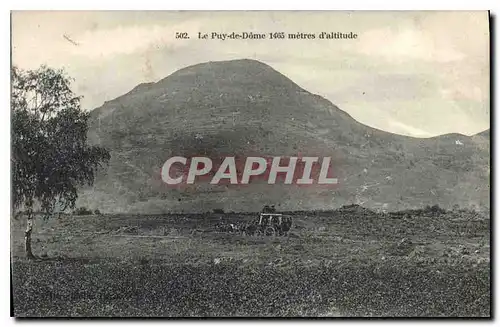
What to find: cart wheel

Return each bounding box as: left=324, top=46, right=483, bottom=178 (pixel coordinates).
left=265, top=227, right=276, bottom=236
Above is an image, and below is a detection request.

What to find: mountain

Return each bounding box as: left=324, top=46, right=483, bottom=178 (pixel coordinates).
left=79, top=59, right=490, bottom=213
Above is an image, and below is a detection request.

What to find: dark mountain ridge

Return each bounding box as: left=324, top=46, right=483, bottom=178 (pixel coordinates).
left=80, top=59, right=490, bottom=213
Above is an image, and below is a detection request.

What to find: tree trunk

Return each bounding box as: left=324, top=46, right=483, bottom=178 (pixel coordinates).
left=24, top=216, right=35, bottom=259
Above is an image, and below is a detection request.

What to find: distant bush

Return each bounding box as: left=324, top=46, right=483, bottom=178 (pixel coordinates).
left=94, top=209, right=102, bottom=216
left=73, top=207, right=93, bottom=216
left=424, top=204, right=447, bottom=215
left=213, top=209, right=225, bottom=214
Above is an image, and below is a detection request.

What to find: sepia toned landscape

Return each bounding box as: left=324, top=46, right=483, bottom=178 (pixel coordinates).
left=11, top=11, right=490, bottom=318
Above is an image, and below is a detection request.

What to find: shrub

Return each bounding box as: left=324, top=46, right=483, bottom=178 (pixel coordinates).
left=73, top=207, right=93, bottom=215
left=423, top=204, right=446, bottom=215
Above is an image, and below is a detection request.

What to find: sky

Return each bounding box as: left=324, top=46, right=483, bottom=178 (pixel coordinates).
left=11, top=11, right=490, bottom=137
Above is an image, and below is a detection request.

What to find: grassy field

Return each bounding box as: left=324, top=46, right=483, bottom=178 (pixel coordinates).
left=11, top=207, right=491, bottom=317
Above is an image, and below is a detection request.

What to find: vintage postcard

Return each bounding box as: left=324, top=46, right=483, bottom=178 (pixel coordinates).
left=10, top=11, right=490, bottom=317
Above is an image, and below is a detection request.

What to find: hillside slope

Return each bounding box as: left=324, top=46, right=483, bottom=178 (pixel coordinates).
left=79, top=59, right=490, bottom=213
